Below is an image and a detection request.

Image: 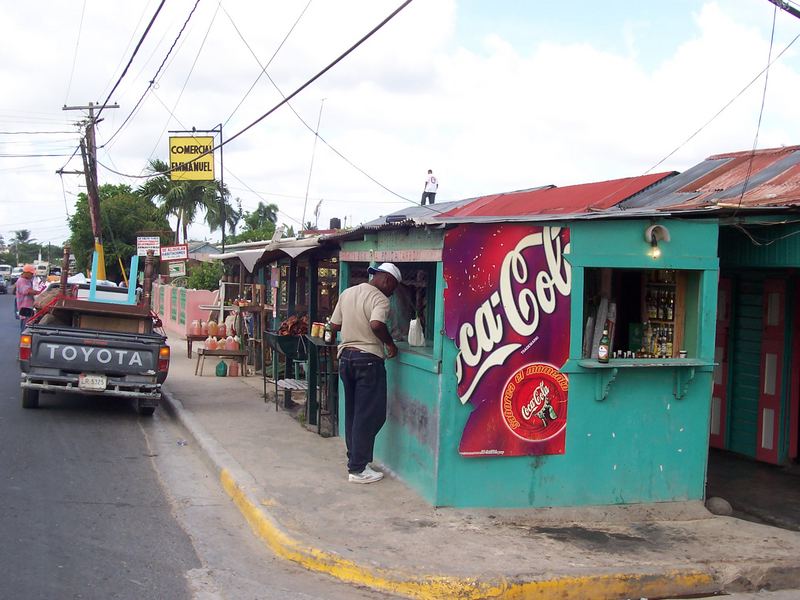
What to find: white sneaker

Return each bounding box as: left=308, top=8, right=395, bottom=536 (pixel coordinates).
left=348, top=465, right=384, bottom=484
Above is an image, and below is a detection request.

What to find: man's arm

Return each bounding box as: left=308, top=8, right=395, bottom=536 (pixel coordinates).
left=370, top=320, right=397, bottom=358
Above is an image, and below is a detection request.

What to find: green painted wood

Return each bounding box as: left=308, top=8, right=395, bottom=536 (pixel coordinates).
left=339, top=218, right=720, bottom=507
left=728, top=274, right=763, bottom=458
left=720, top=223, right=800, bottom=269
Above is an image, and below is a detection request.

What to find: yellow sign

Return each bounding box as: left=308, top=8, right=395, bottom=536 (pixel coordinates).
left=168, top=136, right=215, bottom=181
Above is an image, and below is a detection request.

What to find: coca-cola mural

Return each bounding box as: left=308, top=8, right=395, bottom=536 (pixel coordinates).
left=443, top=225, right=572, bottom=457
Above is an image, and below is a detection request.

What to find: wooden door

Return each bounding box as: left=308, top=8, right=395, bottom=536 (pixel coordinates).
left=710, top=278, right=732, bottom=449
left=756, top=279, right=786, bottom=464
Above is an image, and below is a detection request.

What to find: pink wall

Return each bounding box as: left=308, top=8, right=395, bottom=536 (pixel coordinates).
left=153, top=283, right=217, bottom=339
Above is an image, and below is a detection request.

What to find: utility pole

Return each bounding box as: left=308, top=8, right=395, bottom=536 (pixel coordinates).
left=63, top=102, right=118, bottom=280
left=765, top=0, right=800, bottom=20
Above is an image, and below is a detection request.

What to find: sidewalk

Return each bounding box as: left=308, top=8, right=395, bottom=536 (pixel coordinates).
left=162, top=341, right=800, bottom=600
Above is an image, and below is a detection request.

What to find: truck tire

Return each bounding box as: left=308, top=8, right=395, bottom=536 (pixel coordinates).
left=136, top=401, right=156, bottom=417
left=21, top=388, right=39, bottom=409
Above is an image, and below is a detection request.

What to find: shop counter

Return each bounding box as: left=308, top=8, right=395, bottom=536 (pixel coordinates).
left=566, top=358, right=716, bottom=402
left=395, top=342, right=440, bottom=374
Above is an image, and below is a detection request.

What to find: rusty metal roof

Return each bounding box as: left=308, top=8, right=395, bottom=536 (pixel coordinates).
left=621, top=146, right=800, bottom=211
left=438, top=173, right=675, bottom=219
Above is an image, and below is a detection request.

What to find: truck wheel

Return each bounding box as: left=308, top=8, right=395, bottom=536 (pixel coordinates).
left=137, top=402, right=156, bottom=417
left=21, top=388, right=39, bottom=409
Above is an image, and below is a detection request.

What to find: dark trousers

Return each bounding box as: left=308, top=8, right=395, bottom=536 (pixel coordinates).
left=339, top=348, right=387, bottom=473
left=421, top=192, right=436, bottom=205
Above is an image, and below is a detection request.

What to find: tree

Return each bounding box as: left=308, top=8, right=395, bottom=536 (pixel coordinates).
left=186, top=260, right=223, bottom=291
left=227, top=201, right=280, bottom=244
left=138, top=159, right=232, bottom=244
left=10, top=229, right=38, bottom=265
left=68, top=184, right=171, bottom=281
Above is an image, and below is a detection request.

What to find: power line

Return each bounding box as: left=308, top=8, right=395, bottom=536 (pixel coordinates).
left=0, top=130, right=77, bottom=135
left=221, top=0, right=313, bottom=129
left=736, top=4, right=778, bottom=211
left=103, top=0, right=203, bottom=146
left=643, top=29, right=800, bottom=176
left=64, top=0, right=88, bottom=104
left=95, top=0, right=167, bottom=121
left=103, top=0, right=417, bottom=184
left=139, top=2, right=222, bottom=167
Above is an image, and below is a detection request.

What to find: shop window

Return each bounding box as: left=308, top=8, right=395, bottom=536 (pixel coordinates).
left=315, top=257, right=339, bottom=319
left=346, top=261, right=436, bottom=346
left=582, top=268, right=700, bottom=359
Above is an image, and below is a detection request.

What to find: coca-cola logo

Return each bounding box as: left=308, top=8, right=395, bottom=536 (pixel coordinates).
left=454, top=226, right=571, bottom=404
left=501, top=363, right=568, bottom=441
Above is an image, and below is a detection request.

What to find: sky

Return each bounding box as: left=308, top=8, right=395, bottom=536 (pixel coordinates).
left=2, top=0, right=800, bottom=248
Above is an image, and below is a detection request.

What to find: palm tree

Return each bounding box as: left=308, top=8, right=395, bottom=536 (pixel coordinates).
left=138, top=159, right=230, bottom=244
left=243, top=201, right=279, bottom=231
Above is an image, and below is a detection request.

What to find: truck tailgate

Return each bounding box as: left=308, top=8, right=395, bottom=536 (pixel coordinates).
left=28, top=326, right=165, bottom=375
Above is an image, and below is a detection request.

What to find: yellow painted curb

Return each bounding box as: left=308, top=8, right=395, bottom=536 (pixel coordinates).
left=221, top=469, right=716, bottom=599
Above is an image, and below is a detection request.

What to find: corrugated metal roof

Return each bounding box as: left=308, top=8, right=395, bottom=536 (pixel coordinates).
left=438, top=173, right=674, bottom=218
left=621, top=146, right=800, bottom=211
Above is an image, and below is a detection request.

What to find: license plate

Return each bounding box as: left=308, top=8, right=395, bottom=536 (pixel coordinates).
left=79, top=373, right=107, bottom=391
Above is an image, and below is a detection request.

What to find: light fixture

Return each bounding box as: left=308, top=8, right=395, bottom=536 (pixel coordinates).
left=644, top=224, right=670, bottom=260
left=650, top=236, right=662, bottom=259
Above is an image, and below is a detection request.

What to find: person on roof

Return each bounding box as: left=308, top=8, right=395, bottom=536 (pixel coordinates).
left=421, top=169, right=438, bottom=206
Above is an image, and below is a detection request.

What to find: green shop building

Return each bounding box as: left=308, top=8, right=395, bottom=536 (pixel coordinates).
left=623, top=145, right=800, bottom=470
left=329, top=172, right=722, bottom=508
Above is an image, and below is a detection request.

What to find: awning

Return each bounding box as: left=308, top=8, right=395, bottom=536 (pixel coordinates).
left=209, top=237, right=322, bottom=273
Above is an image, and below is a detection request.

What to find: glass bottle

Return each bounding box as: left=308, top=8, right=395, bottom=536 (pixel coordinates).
left=598, top=328, right=610, bottom=363
left=323, top=318, right=334, bottom=344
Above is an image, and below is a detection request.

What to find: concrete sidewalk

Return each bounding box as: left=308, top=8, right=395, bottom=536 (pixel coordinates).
left=161, top=342, right=800, bottom=600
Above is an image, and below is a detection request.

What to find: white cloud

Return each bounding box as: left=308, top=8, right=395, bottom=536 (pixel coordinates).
left=1, top=0, right=800, bottom=245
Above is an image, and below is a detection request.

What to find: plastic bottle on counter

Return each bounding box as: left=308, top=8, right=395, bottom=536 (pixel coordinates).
left=208, top=320, right=218, bottom=337
left=225, top=335, right=237, bottom=351
left=190, top=320, right=201, bottom=336
left=200, top=321, right=208, bottom=336
left=217, top=323, right=226, bottom=338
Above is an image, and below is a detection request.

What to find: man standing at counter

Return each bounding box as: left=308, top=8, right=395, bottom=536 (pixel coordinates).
left=329, top=263, right=400, bottom=484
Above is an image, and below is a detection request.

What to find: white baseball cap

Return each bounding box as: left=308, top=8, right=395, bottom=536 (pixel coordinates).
left=368, top=262, right=402, bottom=283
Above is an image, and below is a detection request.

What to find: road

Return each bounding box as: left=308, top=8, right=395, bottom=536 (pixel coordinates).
left=0, top=293, right=380, bottom=600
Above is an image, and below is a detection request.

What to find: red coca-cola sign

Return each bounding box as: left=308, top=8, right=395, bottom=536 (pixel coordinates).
left=443, top=224, right=571, bottom=457
left=500, top=363, right=568, bottom=442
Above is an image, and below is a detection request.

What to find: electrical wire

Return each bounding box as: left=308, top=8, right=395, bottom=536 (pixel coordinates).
left=221, top=1, right=451, bottom=217
left=103, top=0, right=416, bottom=183
left=95, top=0, right=167, bottom=121
left=140, top=1, right=222, bottom=168
left=643, top=29, right=800, bottom=177
left=64, top=0, right=87, bottom=104
left=59, top=173, right=72, bottom=218
left=102, top=0, right=203, bottom=147
left=735, top=5, right=778, bottom=212
left=221, top=0, right=313, bottom=129
left=0, top=130, right=77, bottom=135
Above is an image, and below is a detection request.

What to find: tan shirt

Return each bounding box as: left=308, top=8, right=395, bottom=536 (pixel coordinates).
left=331, top=282, right=390, bottom=358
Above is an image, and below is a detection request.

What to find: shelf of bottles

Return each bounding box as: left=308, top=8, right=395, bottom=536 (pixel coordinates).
left=643, top=270, right=677, bottom=358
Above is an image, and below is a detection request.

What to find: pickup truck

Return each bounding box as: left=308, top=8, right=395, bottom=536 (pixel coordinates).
left=19, top=251, right=169, bottom=416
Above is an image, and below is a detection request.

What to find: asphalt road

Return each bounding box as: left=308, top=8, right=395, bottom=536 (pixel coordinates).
left=0, top=293, right=199, bottom=600
left=0, top=293, right=384, bottom=600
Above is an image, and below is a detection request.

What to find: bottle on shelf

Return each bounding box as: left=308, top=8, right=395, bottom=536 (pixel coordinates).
left=598, top=328, right=610, bottom=363
left=667, top=291, right=674, bottom=321
left=323, top=318, right=334, bottom=344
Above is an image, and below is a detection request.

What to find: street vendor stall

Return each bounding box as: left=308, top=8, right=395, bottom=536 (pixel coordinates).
left=331, top=179, right=720, bottom=508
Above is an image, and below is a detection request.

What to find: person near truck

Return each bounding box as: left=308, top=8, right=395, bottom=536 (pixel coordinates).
left=329, top=262, right=401, bottom=484
left=16, top=264, right=41, bottom=330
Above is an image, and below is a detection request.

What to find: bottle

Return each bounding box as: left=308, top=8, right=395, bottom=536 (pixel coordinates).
left=598, top=328, right=610, bottom=363
left=667, top=291, right=674, bottom=321
left=323, top=318, right=334, bottom=344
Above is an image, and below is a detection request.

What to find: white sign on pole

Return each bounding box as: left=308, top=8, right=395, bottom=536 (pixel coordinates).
left=168, top=261, right=187, bottom=278
left=136, top=236, right=161, bottom=256
left=160, top=244, right=188, bottom=261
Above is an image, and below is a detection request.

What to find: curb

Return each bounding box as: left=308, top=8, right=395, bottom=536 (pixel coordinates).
left=159, top=389, right=720, bottom=600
